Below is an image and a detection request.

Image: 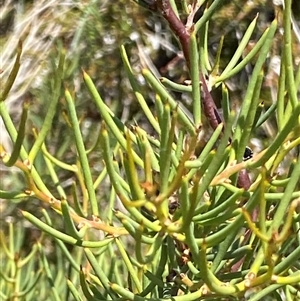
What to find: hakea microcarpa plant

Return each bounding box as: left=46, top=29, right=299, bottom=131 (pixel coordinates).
left=1, top=0, right=300, bottom=300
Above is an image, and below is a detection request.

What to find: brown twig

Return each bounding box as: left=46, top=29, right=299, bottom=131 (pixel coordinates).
left=155, top=0, right=252, bottom=191
left=156, top=1, right=223, bottom=130
left=200, top=73, right=223, bottom=131
left=156, top=0, right=191, bottom=66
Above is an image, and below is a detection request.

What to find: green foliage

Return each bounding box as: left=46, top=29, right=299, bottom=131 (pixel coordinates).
left=1, top=0, right=300, bottom=300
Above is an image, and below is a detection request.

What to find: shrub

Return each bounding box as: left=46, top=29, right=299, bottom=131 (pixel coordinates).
left=1, top=0, right=300, bottom=300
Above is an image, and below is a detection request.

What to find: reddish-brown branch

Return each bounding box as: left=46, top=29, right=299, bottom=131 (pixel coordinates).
left=157, top=0, right=191, bottom=67
left=200, top=73, right=222, bottom=131
left=155, top=0, right=252, bottom=192
left=156, top=2, right=223, bottom=132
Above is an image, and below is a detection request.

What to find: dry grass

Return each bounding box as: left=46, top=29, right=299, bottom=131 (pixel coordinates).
left=1, top=0, right=81, bottom=148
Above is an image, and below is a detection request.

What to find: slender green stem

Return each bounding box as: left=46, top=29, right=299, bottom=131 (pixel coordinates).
left=189, top=32, right=201, bottom=126
left=269, top=152, right=300, bottom=233
left=120, top=45, right=160, bottom=134
left=29, top=50, right=65, bottom=164
left=140, top=242, right=168, bottom=297
left=236, top=70, right=264, bottom=161
left=214, top=20, right=276, bottom=85
left=277, top=46, right=286, bottom=130
left=65, top=89, right=99, bottom=216
left=84, top=248, right=119, bottom=299
left=41, top=142, right=77, bottom=172
left=283, top=0, right=298, bottom=109
left=159, top=104, right=172, bottom=194
left=21, top=210, right=114, bottom=247
left=83, top=71, right=143, bottom=166
left=5, top=101, right=28, bottom=166
left=142, top=69, right=196, bottom=135
left=233, top=20, right=277, bottom=160
left=0, top=41, right=22, bottom=102
left=160, top=77, right=192, bottom=92
left=123, top=131, right=145, bottom=200
left=193, top=113, right=234, bottom=215
left=0, top=102, right=53, bottom=196
left=219, top=15, right=258, bottom=78
left=250, top=104, right=300, bottom=168
left=194, top=0, right=226, bottom=34
left=115, top=238, right=142, bottom=293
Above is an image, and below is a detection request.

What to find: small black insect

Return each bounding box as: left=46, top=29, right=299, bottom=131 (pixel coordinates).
left=168, top=197, right=180, bottom=214
left=243, top=146, right=253, bottom=161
